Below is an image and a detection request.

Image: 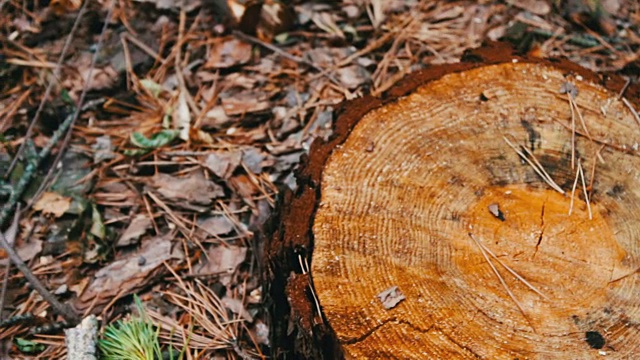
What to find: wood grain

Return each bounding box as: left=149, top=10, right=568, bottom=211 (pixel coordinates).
left=313, top=62, right=640, bottom=359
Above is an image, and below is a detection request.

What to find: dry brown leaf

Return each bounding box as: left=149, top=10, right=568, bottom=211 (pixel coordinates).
left=336, top=65, right=371, bottom=90
left=116, top=214, right=153, bottom=247
left=196, top=245, right=246, bottom=285
left=204, top=151, right=242, bottom=179
left=75, top=235, right=183, bottom=311
left=221, top=296, right=253, bottom=322
left=506, top=0, right=550, bottom=15
left=221, top=92, right=271, bottom=116
left=189, top=128, right=215, bottom=144
left=16, top=239, right=43, bottom=262
left=197, top=215, right=236, bottom=238
left=33, top=192, right=72, bottom=218
left=151, top=171, right=224, bottom=205
left=204, top=37, right=252, bottom=69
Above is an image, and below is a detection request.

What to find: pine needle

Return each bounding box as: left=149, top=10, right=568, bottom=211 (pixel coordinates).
left=503, top=136, right=565, bottom=194
left=467, top=233, right=536, bottom=333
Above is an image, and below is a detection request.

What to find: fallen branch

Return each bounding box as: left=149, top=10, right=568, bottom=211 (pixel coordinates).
left=0, top=99, right=104, bottom=228
left=0, top=210, right=79, bottom=325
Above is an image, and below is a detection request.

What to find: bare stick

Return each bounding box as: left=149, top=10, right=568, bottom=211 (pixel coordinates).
left=30, top=0, right=116, bottom=209
left=0, top=205, right=20, bottom=321
left=0, top=217, right=79, bottom=324
left=519, top=145, right=564, bottom=193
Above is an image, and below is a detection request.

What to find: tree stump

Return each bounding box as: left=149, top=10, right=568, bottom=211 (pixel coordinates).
left=265, top=43, right=640, bottom=359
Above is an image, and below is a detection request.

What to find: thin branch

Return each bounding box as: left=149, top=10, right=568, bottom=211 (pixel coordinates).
left=617, top=77, right=632, bottom=100
left=29, top=0, right=116, bottom=211
left=5, top=0, right=90, bottom=177
left=0, top=218, right=79, bottom=324
left=569, top=93, right=593, bottom=142
left=0, top=205, right=20, bottom=321
left=0, top=98, right=103, bottom=227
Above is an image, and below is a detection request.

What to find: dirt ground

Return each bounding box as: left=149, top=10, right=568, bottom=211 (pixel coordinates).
left=0, top=0, right=638, bottom=358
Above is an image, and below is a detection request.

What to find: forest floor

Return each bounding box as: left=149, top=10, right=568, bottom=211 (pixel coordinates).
left=0, top=0, right=638, bottom=358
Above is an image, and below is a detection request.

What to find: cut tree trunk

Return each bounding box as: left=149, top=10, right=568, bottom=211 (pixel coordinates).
left=264, top=42, right=640, bottom=359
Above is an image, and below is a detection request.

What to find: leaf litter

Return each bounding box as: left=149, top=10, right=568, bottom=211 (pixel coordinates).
left=0, top=0, right=639, bottom=358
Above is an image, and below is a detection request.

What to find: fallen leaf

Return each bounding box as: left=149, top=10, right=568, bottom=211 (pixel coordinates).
left=204, top=151, right=242, bottom=179
left=197, top=215, right=236, bottom=238
left=33, top=192, right=72, bottom=217
left=151, top=171, right=225, bottom=205
left=91, top=135, right=116, bottom=164
left=242, top=147, right=266, bottom=174
left=506, top=0, right=550, bottom=15
left=75, top=235, right=183, bottom=312
left=196, top=245, right=246, bottom=285
left=117, top=214, right=153, bottom=247
left=132, top=0, right=200, bottom=11
left=204, top=37, right=252, bottom=69
left=228, top=174, right=259, bottom=210
left=336, top=65, right=371, bottom=90
left=221, top=92, right=271, bottom=116
left=222, top=296, right=253, bottom=322
left=310, top=11, right=344, bottom=38
left=16, top=239, right=43, bottom=262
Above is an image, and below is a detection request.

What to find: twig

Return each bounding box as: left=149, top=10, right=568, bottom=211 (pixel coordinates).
left=551, top=117, right=633, bottom=154
left=568, top=159, right=592, bottom=220
left=29, top=0, right=116, bottom=211
left=530, top=28, right=624, bottom=50
left=232, top=30, right=340, bottom=86
left=5, top=0, right=90, bottom=178
left=0, top=99, right=104, bottom=228
left=0, top=205, right=20, bottom=321
left=0, top=214, right=79, bottom=324
left=568, top=93, right=593, bottom=142
left=232, top=30, right=317, bottom=70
